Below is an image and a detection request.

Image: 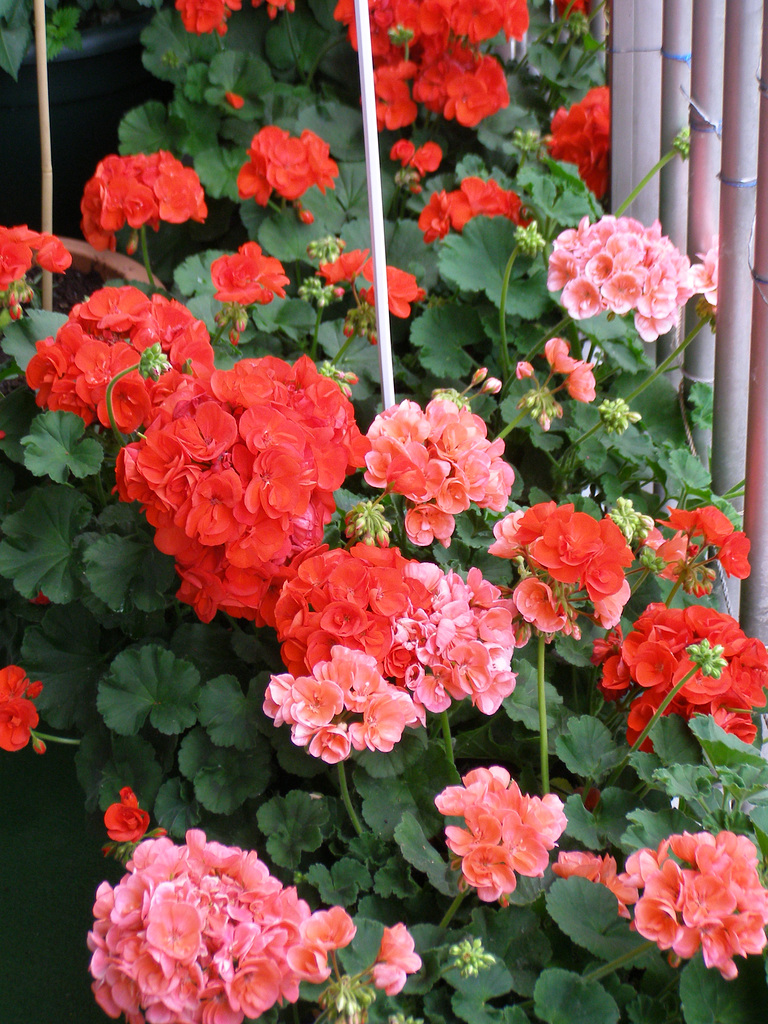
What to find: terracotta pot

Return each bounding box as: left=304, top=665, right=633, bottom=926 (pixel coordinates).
left=60, top=237, right=153, bottom=286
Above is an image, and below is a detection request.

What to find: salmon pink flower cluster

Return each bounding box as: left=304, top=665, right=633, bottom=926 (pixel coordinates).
left=237, top=127, right=339, bottom=220
left=0, top=665, right=42, bottom=753
left=88, top=829, right=354, bottom=1024
left=115, top=355, right=369, bottom=623
left=333, top=0, right=528, bottom=129
left=553, top=850, right=639, bottom=918
left=435, top=766, right=567, bottom=903
left=418, top=176, right=527, bottom=243
left=264, top=644, right=423, bottom=763
left=26, top=286, right=215, bottom=434
left=270, top=544, right=517, bottom=717
left=390, top=139, right=443, bottom=193
left=595, top=602, right=768, bottom=747
left=490, top=501, right=633, bottom=638
left=514, top=337, right=596, bottom=430
left=0, top=225, right=71, bottom=318
left=547, top=215, right=695, bottom=341
left=548, top=85, right=610, bottom=198
left=364, top=397, right=515, bottom=548
left=80, top=152, right=207, bottom=252
left=617, top=831, right=768, bottom=979
left=645, top=504, right=751, bottom=596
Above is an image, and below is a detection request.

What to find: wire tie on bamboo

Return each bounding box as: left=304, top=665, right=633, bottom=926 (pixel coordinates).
left=661, top=49, right=692, bottom=65
left=680, top=370, right=715, bottom=384
left=684, top=90, right=722, bottom=137
left=607, top=44, right=661, bottom=54
left=759, top=76, right=768, bottom=95
left=718, top=174, right=758, bottom=188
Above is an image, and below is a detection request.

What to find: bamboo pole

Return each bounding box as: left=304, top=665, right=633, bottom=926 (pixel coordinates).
left=740, top=10, right=768, bottom=641
left=683, top=0, right=725, bottom=464
left=657, top=0, right=692, bottom=373
left=353, top=0, right=395, bottom=410
left=609, top=0, right=637, bottom=212
left=33, top=0, right=52, bottom=311
left=711, top=0, right=762, bottom=617
left=629, top=1, right=663, bottom=226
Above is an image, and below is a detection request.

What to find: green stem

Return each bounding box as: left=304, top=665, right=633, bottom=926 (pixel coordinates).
left=310, top=306, right=323, bottom=361
left=606, top=665, right=699, bottom=786
left=537, top=634, right=549, bottom=795
left=211, top=319, right=229, bottom=348
left=31, top=730, right=80, bottom=746
left=665, top=574, right=684, bottom=608
left=615, top=149, right=678, bottom=217
left=495, top=404, right=531, bottom=441
left=330, top=330, right=359, bottom=366
left=337, top=761, right=363, bottom=837
left=565, top=317, right=706, bottom=455
left=498, top=246, right=519, bottom=386
left=440, top=709, right=455, bottom=767
left=438, top=889, right=467, bottom=929
left=583, top=940, right=657, bottom=982
left=629, top=567, right=651, bottom=597
left=522, top=314, right=572, bottom=364
left=139, top=226, right=156, bottom=290
left=104, top=361, right=141, bottom=445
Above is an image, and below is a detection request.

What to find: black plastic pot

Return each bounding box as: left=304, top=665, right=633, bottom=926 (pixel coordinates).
left=0, top=14, right=169, bottom=237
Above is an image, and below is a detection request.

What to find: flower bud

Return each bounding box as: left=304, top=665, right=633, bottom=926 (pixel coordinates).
left=388, top=23, right=415, bottom=45
left=480, top=376, right=502, bottom=395
left=431, top=386, right=471, bottom=410
left=687, top=638, right=728, bottom=679
left=448, top=938, right=496, bottom=978
left=126, top=231, right=139, bottom=256
left=344, top=500, right=392, bottom=546
left=515, top=222, right=546, bottom=258
left=318, top=361, right=359, bottom=397
left=306, top=235, right=344, bottom=263
left=673, top=126, right=691, bottom=159
left=608, top=497, right=654, bottom=544
left=512, top=128, right=540, bottom=154
left=598, top=397, right=642, bottom=435
left=639, top=547, right=667, bottom=573
left=471, top=367, right=489, bottom=386
left=31, top=734, right=46, bottom=755
left=138, top=342, right=172, bottom=381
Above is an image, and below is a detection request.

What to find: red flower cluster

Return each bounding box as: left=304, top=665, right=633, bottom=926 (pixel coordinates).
left=596, top=602, right=768, bottom=747
left=89, top=829, right=354, bottom=1024
left=317, top=249, right=426, bottom=320
left=435, top=766, right=567, bottom=903
left=390, top=139, right=442, bottom=193
left=548, top=85, right=610, bottom=199
left=418, top=176, right=527, bottom=243
left=104, top=786, right=152, bottom=843
left=210, top=241, right=289, bottom=305
left=0, top=226, right=72, bottom=317
left=334, top=0, right=528, bottom=129
left=618, top=831, right=768, bottom=979
left=0, top=665, right=42, bottom=753
left=490, top=501, right=633, bottom=638
left=116, top=355, right=369, bottom=624
left=555, top=0, right=589, bottom=16
left=81, top=152, right=207, bottom=252
left=271, top=545, right=518, bottom=717
left=364, top=397, right=515, bottom=547
left=175, top=0, right=241, bottom=34
left=26, top=286, right=215, bottom=434
left=645, top=505, right=751, bottom=596
left=237, top=127, right=339, bottom=217
left=553, top=851, right=639, bottom=918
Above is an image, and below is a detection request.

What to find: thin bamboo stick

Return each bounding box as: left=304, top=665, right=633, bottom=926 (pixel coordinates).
left=740, top=10, right=768, bottom=641
left=33, top=0, right=52, bottom=311
left=683, top=0, right=725, bottom=464
left=630, top=2, right=663, bottom=226
left=353, top=0, right=395, bottom=410
left=609, top=0, right=636, bottom=212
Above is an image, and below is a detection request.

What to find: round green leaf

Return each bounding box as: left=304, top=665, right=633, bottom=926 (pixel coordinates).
left=98, top=644, right=200, bottom=736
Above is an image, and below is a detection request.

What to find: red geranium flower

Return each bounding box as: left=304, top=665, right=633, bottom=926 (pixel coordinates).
left=103, top=786, right=151, bottom=843
left=548, top=85, right=610, bottom=199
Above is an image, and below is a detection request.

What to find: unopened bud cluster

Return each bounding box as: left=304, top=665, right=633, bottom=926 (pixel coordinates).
left=515, top=222, right=545, bottom=258
left=319, top=361, right=359, bottom=398
left=512, top=128, right=540, bottom=154
left=320, top=973, right=376, bottom=1024
left=608, top=497, right=654, bottom=544
left=518, top=387, right=563, bottom=432
left=214, top=301, right=249, bottom=346
left=432, top=387, right=471, bottom=410
left=345, top=499, right=392, bottom=547
left=598, top=397, right=641, bottom=434
left=687, top=638, right=728, bottom=679
left=639, top=547, right=667, bottom=573
left=388, top=23, right=415, bottom=46
left=673, top=126, right=691, bottom=159
left=388, top=1015, right=425, bottom=1024
left=448, top=938, right=497, bottom=978
left=299, top=275, right=342, bottom=309
left=344, top=304, right=378, bottom=345
left=2, top=278, right=34, bottom=320
left=307, top=235, right=344, bottom=263
left=566, top=11, right=589, bottom=36
left=138, top=343, right=172, bottom=381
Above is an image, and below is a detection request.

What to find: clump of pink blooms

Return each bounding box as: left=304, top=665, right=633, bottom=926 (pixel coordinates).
left=364, top=396, right=515, bottom=547
left=617, top=831, right=768, bottom=979
left=489, top=500, right=633, bottom=638
left=547, top=215, right=695, bottom=341
left=435, top=766, right=567, bottom=903
left=690, top=234, right=718, bottom=315
left=553, top=850, right=639, bottom=919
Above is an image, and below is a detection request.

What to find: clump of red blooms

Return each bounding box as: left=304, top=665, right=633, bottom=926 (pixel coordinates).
left=176, top=0, right=293, bottom=35
left=646, top=504, right=751, bottom=595
left=489, top=501, right=634, bottom=639
left=80, top=152, right=207, bottom=253
left=418, top=176, right=527, bottom=244
left=547, top=214, right=695, bottom=342
left=237, top=126, right=339, bottom=224
left=548, top=85, right=610, bottom=199
left=390, top=138, right=442, bottom=193
left=515, top=336, right=596, bottom=430
left=333, top=0, right=528, bottom=129
left=116, top=355, right=369, bottom=624
left=90, top=828, right=421, bottom=1024
left=0, top=665, right=43, bottom=753
left=210, top=242, right=289, bottom=306
left=555, top=0, right=589, bottom=13
left=617, top=831, right=768, bottom=979
left=435, top=766, right=567, bottom=904
left=102, top=786, right=167, bottom=862
left=26, top=285, right=215, bottom=435
left=553, top=851, right=639, bottom=919
left=266, top=544, right=518, bottom=744
left=594, top=602, right=768, bottom=748
left=0, top=225, right=71, bottom=319
left=364, top=396, right=514, bottom=548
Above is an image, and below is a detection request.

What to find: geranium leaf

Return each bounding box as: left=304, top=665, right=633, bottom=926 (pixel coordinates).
left=306, top=857, right=372, bottom=906
left=83, top=533, right=176, bottom=613
left=337, top=917, right=385, bottom=974
left=0, top=309, right=66, bottom=370
left=468, top=905, right=552, bottom=998
left=0, top=386, right=40, bottom=463
left=194, top=147, right=243, bottom=201
left=154, top=778, right=202, bottom=839
left=256, top=790, right=329, bottom=869
left=140, top=8, right=218, bottom=84
left=118, top=100, right=186, bottom=155
left=197, top=674, right=264, bottom=750
left=503, top=658, right=563, bottom=732
left=178, top=727, right=272, bottom=813
left=98, top=645, right=200, bottom=736
left=75, top=730, right=163, bottom=813
left=680, top=952, right=768, bottom=1024
left=0, top=485, right=91, bottom=601
left=688, top=715, right=768, bottom=769
left=21, top=411, right=103, bottom=483
left=534, top=968, right=619, bottom=1024
left=438, top=217, right=520, bottom=307
left=394, top=811, right=458, bottom=897
left=410, top=305, right=480, bottom=378
left=555, top=715, right=623, bottom=783
left=546, top=876, right=653, bottom=962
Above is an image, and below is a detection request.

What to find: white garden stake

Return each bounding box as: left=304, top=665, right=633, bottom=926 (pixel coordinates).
left=353, top=0, right=396, bottom=411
